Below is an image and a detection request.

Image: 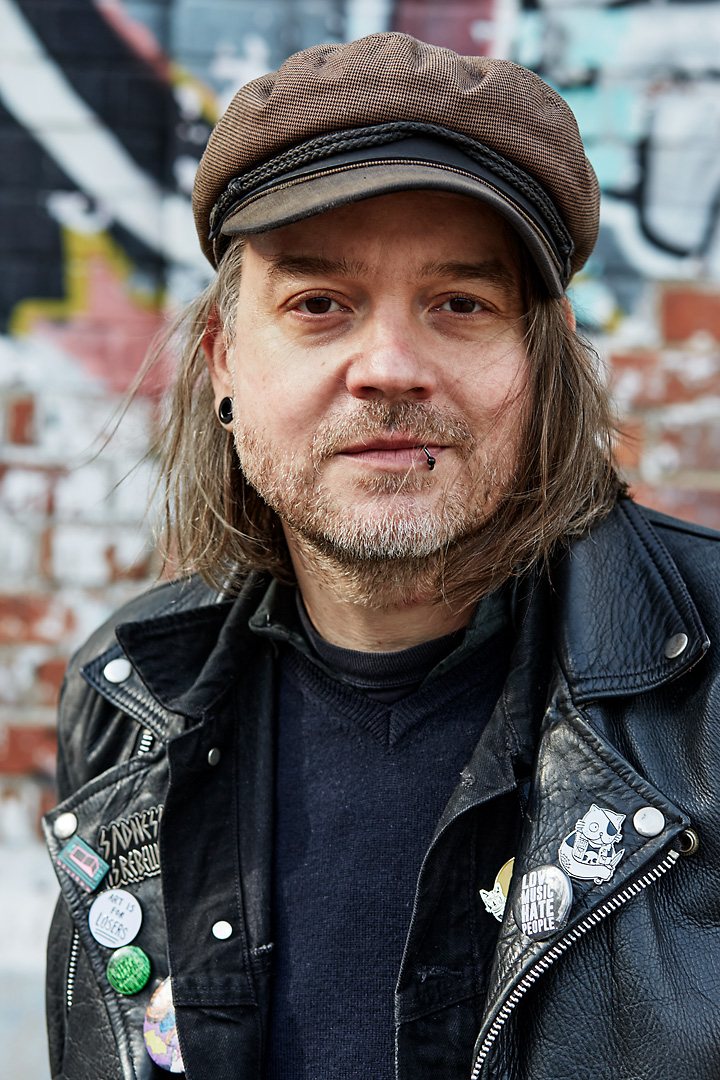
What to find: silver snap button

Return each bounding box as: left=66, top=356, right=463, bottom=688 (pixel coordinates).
left=53, top=812, right=78, bottom=840
left=664, top=633, right=688, bottom=659
left=207, top=748, right=221, bottom=766
left=633, top=806, right=665, bottom=838
left=212, top=920, right=233, bottom=940
left=103, top=657, right=132, bottom=683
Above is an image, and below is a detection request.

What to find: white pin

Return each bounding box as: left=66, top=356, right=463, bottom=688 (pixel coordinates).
left=480, top=858, right=515, bottom=922
left=559, top=804, right=625, bottom=885
left=88, top=888, right=143, bottom=949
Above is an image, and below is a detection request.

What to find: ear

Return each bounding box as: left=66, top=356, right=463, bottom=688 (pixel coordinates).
left=561, top=295, right=576, bottom=333
left=202, top=308, right=234, bottom=411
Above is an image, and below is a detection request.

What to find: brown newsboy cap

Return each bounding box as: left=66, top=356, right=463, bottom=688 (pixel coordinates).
left=193, top=33, right=599, bottom=297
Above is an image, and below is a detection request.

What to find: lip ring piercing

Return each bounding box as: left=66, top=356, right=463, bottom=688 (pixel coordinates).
left=421, top=446, right=435, bottom=471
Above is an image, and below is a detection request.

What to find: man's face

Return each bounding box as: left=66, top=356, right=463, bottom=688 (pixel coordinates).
left=208, top=190, right=530, bottom=567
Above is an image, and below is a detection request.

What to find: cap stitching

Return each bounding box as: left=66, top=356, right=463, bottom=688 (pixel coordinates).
left=218, top=157, right=563, bottom=275
left=207, top=121, right=573, bottom=279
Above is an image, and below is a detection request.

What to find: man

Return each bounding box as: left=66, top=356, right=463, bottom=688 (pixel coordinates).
left=45, top=33, right=720, bottom=1080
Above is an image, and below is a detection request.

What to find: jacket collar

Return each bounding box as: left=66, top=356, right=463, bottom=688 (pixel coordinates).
left=84, top=499, right=709, bottom=725
left=551, top=498, right=708, bottom=702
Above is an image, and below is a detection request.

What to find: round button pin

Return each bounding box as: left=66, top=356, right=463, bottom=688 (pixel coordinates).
left=513, top=864, right=573, bottom=942
left=53, top=812, right=78, bottom=840
left=633, top=806, right=665, bottom=838
left=212, top=920, right=233, bottom=940
left=144, top=976, right=184, bottom=1073
left=103, top=657, right=132, bottom=683
left=106, top=945, right=151, bottom=995
left=89, top=888, right=143, bottom=948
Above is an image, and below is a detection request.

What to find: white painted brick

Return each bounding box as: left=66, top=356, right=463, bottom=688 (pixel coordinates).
left=0, top=469, right=51, bottom=517
left=0, top=518, right=39, bottom=587
left=110, top=458, right=156, bottom=522
left=0, top=645, right=50, bottom=706
left=54, top=462, right=113, bottom=523
left=0, top=332, right=106, bottom=394
left=0, top=837, right=58, bottom=973
left=50, top=524, right=113, bottom=586
left=36, top=392, right=120, bottom=462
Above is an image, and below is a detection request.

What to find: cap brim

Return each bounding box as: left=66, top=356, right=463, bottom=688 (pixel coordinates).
left=220, top=158, right=565, bottom=298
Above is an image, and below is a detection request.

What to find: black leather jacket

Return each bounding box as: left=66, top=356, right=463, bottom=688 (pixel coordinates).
left=44, top=499, right=720, bottom=1079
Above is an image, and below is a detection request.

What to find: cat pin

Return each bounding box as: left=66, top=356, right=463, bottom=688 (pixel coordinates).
left=558, top=804, right=626, bottom=885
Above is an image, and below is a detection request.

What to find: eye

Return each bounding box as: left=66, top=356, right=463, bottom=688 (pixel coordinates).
left=440, top=296, right=483, bottom=314
left=297, top=296, right=340, bottom=315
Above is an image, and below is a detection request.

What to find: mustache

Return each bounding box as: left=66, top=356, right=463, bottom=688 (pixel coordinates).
left=311, top=401, right=475, bottom=463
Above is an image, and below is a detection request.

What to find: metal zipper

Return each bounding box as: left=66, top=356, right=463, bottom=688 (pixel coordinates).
left=470, top=848, right=681, bottom=1079
left=66, top=929, right=79, bottom=1011
left=137, top=727, right=154, bottom=755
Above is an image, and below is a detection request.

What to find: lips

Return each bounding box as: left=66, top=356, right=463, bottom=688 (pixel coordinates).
left=336, top=433, right=443, bottom=469
left=339, top=433, right=442, bottom=455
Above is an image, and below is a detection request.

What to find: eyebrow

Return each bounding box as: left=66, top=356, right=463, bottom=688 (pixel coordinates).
left=264, top=253, right=517, bottom=296
left=265, top=255, right=369, bottom=279
left=419, top=259, right=517, bottom=296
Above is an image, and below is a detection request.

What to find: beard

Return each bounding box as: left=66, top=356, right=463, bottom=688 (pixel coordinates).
left=233, top=400, right=521, bottom=608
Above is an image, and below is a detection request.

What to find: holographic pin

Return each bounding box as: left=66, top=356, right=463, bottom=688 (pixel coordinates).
left=144, top=977, right=184, bottom=1073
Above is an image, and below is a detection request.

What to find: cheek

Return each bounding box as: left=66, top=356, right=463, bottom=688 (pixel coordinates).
left=458, top=352, right=529, bottom=437
left=232, top=355, right=325, bottom=446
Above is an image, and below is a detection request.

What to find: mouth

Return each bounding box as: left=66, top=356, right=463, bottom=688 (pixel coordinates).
left=337, top=434, right=444, bottom=469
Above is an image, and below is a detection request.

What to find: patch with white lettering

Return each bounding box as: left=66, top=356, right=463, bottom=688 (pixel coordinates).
left=512, top=864, right=573, bottom=941
left=97, top=806, right=164, bottom=888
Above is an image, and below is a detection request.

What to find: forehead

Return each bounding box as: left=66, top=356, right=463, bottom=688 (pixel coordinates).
left=245, top=190, right=523, bottom=289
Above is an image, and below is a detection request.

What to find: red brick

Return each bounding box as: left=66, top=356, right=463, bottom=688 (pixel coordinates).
left=107, top=545, right=153, bottom=582
left=0, top=725, right=57, bottom=778
left=630, top=484, right=720, bottom=531
left=36, top=657, right=69, bottom=706
left=7, top=396, right=35, bottom=444
left=652, top=425, right=720, bottom=473
left=615, top=419, right=644, bottom=471
left=662, top=287, right=720, bottom=342
left=610, top=349, right=720, bottom=409
left=0, top=594, right=75, bottom=644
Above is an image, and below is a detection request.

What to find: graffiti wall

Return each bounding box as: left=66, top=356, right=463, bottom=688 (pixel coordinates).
left=2, top=1, right=720, bottom=1075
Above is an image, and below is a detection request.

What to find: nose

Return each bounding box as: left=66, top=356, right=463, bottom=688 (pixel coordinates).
left=344, top=313, right=438, bottom=402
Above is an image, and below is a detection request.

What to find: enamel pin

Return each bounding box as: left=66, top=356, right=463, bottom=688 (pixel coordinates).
left=480, top=858, right=515, bottom=922
left=56, top=836, right=109, bottom=892
left=559, top=804, right=625, bottom=885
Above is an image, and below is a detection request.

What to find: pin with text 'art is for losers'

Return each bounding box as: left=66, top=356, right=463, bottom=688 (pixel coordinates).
left=480, top=858, right=515, bottom=922
left=512, top=865, right=573, bottom=941
left=89, top=888, right=143, bottom=948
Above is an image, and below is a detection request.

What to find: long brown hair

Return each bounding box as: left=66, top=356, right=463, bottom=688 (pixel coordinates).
left=153, top=235, right=624, bottom=605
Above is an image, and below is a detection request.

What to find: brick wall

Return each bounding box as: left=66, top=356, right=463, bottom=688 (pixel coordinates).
left=2, top=1, right=720, bottom=1076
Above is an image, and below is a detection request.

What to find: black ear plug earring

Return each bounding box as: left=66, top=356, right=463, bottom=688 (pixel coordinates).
left=217, top=397, right=234, bottom=424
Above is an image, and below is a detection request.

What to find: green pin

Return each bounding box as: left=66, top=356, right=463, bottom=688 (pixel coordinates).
left=106, top=945, right=151, bottom=995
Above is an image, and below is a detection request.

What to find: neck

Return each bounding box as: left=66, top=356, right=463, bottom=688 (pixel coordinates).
left=287, top=533, right=473, bottom=652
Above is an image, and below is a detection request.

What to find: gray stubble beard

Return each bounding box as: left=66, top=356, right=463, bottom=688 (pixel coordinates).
left=233, top=401, right=519, bottom=609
